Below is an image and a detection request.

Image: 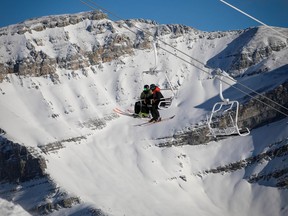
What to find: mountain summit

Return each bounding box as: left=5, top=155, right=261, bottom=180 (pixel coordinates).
left=0, top=11, right=288, bottom=216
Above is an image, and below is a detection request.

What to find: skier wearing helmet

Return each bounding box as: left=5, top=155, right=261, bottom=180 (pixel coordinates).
left=134, top=84, right=152, bottom=117
left=148, top=84, right=164, bottom=122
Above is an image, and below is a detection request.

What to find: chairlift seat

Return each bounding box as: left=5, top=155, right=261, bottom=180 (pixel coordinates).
left=158, top=97, right=173, bottom=109
left=207, top=73, right=250, bottom=138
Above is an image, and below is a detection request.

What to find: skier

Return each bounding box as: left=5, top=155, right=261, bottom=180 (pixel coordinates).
left=148, top=84, right=164, bottom=122
left=134, top=84, right=152, bottom=117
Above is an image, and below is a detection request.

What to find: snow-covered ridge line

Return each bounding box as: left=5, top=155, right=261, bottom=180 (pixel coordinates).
left=0, top=10, right=108, bottom=35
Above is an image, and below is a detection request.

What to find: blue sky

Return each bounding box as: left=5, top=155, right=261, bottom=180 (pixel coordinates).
left=0, top=0, right=287, bottom=31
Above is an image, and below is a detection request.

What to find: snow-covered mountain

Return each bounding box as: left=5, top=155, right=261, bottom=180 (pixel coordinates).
left=0, top=11, right=288, bottom=216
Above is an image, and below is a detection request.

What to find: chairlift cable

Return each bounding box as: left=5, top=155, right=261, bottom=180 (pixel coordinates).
left=80, top=0, right=288, bottom=118
left=220, top=0, right=288, bottom=39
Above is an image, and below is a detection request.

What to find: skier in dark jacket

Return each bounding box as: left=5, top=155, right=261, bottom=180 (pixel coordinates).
left=148, top=84, right=164, bottom=122
left=134, top=84, right=152, bottom=117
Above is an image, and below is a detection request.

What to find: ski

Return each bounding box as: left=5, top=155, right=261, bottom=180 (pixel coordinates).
left=113, top=108, right=149, bottom=118
left=113, top=108, right=136, bottom=117
left=134, top=115, right=175, bottom=127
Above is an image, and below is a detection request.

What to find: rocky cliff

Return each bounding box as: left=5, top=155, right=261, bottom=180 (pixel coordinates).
left=0, top=137, right=46, bottom=183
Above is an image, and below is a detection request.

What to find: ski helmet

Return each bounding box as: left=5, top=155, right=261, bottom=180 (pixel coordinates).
left=143, top=84, right=149, bottom=91
left=150, top=84, right=156, bottom=90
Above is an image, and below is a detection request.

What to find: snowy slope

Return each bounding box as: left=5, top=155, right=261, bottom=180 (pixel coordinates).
left=0, top=12, right=288, bottom=216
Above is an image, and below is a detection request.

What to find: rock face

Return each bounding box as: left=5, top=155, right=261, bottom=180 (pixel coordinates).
left=0, top=10, right=136, bottom=82
left=0, top=137, right=46, bottom=183
left=239, top=81, right=288, bottom=129
left=231, top=35, right=287, bottom=72
left=1, top=11, right=108, bottom=35
left=206, top=27, right=288, bottom=76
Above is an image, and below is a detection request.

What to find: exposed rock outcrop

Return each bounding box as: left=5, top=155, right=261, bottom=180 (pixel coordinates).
left=206, top=27, right=288, bottom=76
left=232, top=38, right=287, bottom=71
left=0, top=11, right=138, bottom=82
left=0, top=137, right=46, bottom=183
left=2, top=11, right=108, bottom=35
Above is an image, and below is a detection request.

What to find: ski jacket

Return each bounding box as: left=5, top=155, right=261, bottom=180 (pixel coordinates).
left=151, top=86, right=164, bottom=103
left=140, top=90, right=152, bottom=100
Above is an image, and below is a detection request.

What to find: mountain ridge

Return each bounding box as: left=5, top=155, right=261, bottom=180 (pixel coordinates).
left=0, top=10, right=288, bottom=216
left=1, top=11, right=287, bottom=82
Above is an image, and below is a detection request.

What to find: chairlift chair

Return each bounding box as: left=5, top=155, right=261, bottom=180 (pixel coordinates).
left=207, top=72, right=250, bottom=137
